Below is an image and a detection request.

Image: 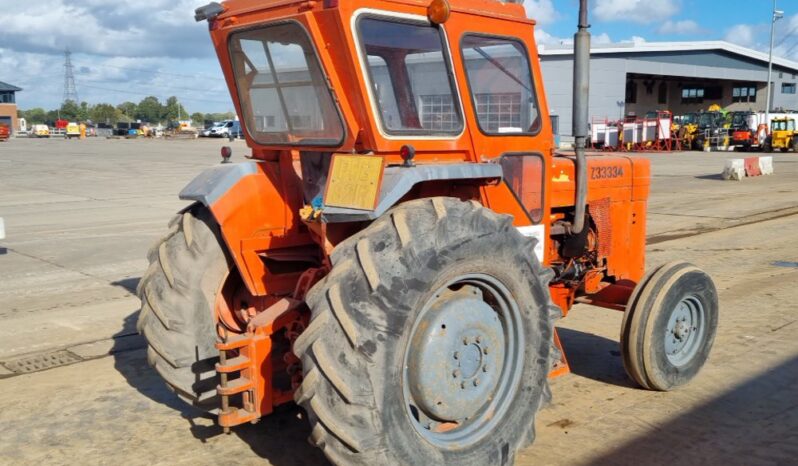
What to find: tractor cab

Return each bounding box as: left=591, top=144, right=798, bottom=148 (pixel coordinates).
left=765, top=117, right=797, bottom=152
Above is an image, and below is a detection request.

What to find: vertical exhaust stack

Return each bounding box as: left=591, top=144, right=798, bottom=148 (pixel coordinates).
left=571, top=0, right=590, bottom=234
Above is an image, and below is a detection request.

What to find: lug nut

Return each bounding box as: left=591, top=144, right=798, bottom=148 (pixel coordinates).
left=463, top=337, right=470, bottom=345
left=461, top=381, right=466, bottom=389
left=483, top=347, right=489, bottom=355
left=452, top=369, right=460, bottom=378
left=473, top=378, right=480, bottom=387
left=482, top=365, right=488, bottom=372
left=453, top=351, right=460, bottom=360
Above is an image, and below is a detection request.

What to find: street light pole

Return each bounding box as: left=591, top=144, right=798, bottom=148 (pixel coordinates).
left=766, top=0, right=784, bottom=128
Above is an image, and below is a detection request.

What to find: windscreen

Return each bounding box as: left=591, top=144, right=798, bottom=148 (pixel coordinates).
left=229, top=22, right=344, bottom=146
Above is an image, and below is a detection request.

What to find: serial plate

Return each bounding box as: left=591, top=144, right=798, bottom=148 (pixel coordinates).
left=324, top=154, right=385, bottom=211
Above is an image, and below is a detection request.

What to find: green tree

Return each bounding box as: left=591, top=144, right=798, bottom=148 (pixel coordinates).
left=117, top=102, right=137, bottom=121
left=19, top=108, right=47, bottom=124
left=78, top=101, right=90, bottom=121
left=59, top=100, right=81, bottom=121
left=190, top=112, right=204, bottom=126
left=46, top=109, right=60, bottom=125
left=90, top=103, right=118, bottom=124
left=135, top=96, right=163, bottom=123
left=163, top=96, right=187, bottom=122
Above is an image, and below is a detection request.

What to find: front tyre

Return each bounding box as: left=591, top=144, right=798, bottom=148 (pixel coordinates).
left=620, top=261, right=718, bottom=391
left=293, top=198, right=560, bottom=465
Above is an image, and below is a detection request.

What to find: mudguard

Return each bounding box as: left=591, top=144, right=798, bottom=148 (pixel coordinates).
left=177, top=161, right=503, bottom=295
left=321, top=163, right=503, bottom=222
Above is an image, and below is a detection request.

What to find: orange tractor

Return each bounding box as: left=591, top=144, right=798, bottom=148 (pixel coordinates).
left=138, top=0, right=718, bottom=463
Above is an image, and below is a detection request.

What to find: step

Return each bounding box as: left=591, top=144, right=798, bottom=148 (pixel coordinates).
left=216, top=334, right=251, bottom=351
left=216, top=355, right=250, bottom=373
left=218, top=407, right=258, bottom=428
left=217, top=377, right=254, bottom=396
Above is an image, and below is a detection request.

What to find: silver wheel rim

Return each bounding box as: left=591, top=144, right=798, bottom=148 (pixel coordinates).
left=402, top=273, right=524, bottom=448
left=664, top=295, right=705, bottom=366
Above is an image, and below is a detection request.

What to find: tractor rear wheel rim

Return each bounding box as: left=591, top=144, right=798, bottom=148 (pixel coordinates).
left=664, top=295, right=705, bottom=366
left=402, top=273, right=524, bottom=448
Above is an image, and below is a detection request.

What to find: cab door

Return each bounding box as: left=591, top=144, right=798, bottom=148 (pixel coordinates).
left=446, top=15, right=554, bottom=263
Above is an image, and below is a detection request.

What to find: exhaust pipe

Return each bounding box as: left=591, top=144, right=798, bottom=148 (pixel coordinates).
left=571, top=0, right=590, bottom=234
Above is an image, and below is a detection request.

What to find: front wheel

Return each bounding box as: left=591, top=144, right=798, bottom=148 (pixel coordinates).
left=293, top=197, right=560, bottom=465
left=620, top=261, right=718, bottom=391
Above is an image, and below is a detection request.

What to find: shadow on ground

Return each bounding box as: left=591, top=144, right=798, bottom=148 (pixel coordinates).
left=588, top=355, right=798, bottom=465
left=111, top=309, right=327, bottom=466
left=557, top=327, right=636, bottom=389
left=694, top=173, right=725, bottom=181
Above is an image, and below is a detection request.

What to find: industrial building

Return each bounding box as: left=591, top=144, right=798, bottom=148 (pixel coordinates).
left=0, top=81, right=22, bottom=134
left=539, top=41, right=798, bottom=140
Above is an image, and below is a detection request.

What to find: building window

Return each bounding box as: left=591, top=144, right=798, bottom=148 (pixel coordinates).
left=658, top=82, right=667, bottom=104
left=782, top=83, right=796, bottom=94
left=419, top=94, right=458, bottom=131
left=681, top=87, right=704, bottom=104
left=732, top=84, right=757, bottom=103
left=474, top=93, right=523, bottom=132
left=625, top=81, right=637, bottom=104
left=0, top=92, right=14, bottom=104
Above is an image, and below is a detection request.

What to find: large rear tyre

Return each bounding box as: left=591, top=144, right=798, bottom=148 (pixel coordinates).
left=293, top=197, right=560, bottom=465
left=136, top=204, right=232, bottom=409
left=620, top=261, right=718, bottom=391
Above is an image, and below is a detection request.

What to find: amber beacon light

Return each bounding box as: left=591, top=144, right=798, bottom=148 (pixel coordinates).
left=427, top=0, right=451, bottom=24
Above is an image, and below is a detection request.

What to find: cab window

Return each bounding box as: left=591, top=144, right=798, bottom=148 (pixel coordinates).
left=229, top=22, right=344, bottom=146
left=500, top=154, right=544, bottom=223
left=460, top=35, right=541, bottom=135
left=357, top=16, right=463, bottom=135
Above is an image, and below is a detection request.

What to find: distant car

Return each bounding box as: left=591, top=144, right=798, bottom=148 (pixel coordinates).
left=203, top=121, right=225, bottom=137
left=208, top=120, right=243, bottom=139
left=229, top=120, right=243, bottom=139
left=32, top=124, right=50, bottom=138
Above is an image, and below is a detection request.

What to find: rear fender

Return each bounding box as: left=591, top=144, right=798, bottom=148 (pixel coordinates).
left=180, top=161, right=313, bottom=296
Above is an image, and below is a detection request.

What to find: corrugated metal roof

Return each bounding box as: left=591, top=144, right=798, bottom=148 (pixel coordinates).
left=0, top=81, right=22, bottom=92
left=538, top=40, right=798, bottom=72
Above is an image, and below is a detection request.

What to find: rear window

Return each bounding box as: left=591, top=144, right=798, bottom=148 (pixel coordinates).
left=229, top=22, right=344, bottom=146
left=357, top=17, right=463, bottom=136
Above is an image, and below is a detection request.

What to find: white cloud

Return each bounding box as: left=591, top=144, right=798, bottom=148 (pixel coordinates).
left=0, top=0, right=208, bottom=58
left=594, top=0, right=680, bottom=24
left=657, top=19, right=702, bottom=35
left=593, top=33, right=613, bottom=45
left=524, top=0, right=558, bottom=25
left=725, top=24, right=756, bottom=48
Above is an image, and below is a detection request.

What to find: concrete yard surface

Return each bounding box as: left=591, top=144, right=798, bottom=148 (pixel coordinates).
left=0, top=137, right=796, bottom=465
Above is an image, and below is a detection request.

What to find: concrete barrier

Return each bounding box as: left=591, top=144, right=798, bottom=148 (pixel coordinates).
left=759, top=156, right=774, bottom=175
left=722, top=156, right=773, bottom=180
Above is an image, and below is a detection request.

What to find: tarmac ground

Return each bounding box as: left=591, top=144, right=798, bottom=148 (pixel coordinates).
left=0, top=137, right=796, bottom=465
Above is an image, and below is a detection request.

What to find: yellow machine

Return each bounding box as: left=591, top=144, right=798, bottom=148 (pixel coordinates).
left=66, top=122, right=80, bottom=139
left=764, top=117, right=797, bottom=152
left=676, top=113, right=699, bottom=149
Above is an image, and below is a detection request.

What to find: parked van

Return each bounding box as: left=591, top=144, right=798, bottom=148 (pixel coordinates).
left=32, top=124, right=50, bottom=138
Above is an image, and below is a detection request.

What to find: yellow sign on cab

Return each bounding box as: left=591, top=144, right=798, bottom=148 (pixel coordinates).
left=324, top=154, right=385, bottom=211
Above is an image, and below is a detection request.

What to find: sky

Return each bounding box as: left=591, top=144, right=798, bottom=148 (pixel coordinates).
left=2, top=0, right=798, bottom=113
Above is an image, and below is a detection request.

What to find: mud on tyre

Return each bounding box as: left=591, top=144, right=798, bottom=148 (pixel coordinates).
left=293, top=197, right=561, bottom=465
left=136, top=204, right=232, bottom=409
